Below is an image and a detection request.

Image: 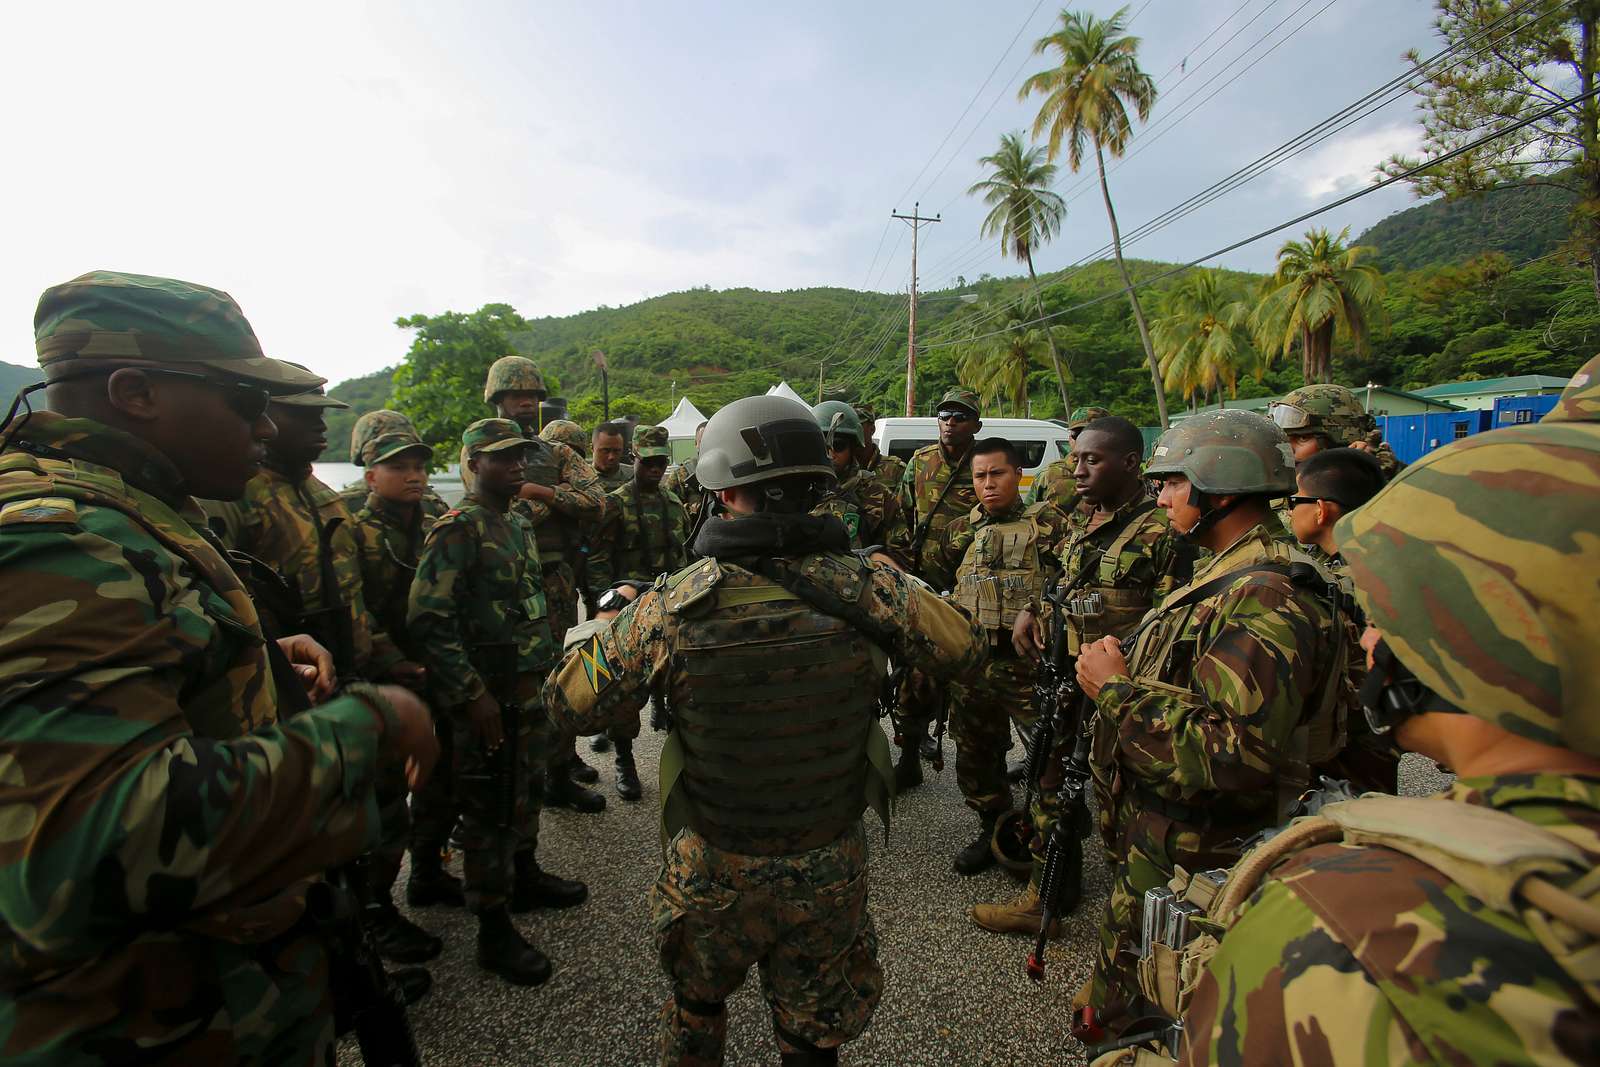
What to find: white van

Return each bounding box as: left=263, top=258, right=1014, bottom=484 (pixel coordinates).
left=874, top=417, right=1073, bottom=492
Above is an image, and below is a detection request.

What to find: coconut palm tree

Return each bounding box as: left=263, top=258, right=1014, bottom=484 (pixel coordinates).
left=967, top=131, right=1071, bottom=413
left=1020, top=5, right=1167, bottom=426
left=1250, top=226, right=1386, bottom=383
left=955, top=303, right=1057, bottom=416
left=1152, top=270, right=1256, bottom=408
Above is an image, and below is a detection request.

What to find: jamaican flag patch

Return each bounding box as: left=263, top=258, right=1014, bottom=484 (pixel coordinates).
left=579, top=633, right=615, bottom=694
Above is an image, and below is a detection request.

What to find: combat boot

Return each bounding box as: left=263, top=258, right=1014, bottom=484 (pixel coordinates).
left=389, top=965, right=433, bottom=1006
left=590, top=733, right=613, bottom=753
left=475, top=906, right=552, bottom=986
left=406, top=849, right=465, bottom=908
left=367, top=897, right=443, bottom=963
left=543, top=771, right=606, bottom=813
left=511, top=850, right=589, bottom=912
left=614, top=737, right=642, bottom=801
left=568, top=753, right=600, bottom=785
left=969, top=884, right=1060, bottom=938
left=893, top=742, right=923, bottom=791
left=953, top=809, right=1001, bottom=875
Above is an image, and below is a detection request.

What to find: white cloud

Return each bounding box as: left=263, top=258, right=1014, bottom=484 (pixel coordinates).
left=1277, top=122, right=1422, bottom=200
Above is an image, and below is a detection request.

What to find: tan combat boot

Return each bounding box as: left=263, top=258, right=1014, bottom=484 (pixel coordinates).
left=968, top=884, right=1061, bottom=938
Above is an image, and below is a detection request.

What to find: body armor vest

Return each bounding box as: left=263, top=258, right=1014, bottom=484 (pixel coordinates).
left=952, top=503, right=1050, bottom=635
left=660, top=559, right=888, bottom=856
left=1063, top=505, right=1163, bottom=655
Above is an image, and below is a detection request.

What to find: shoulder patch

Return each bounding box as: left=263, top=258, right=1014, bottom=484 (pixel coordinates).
left=0, top=496, right=79, bottom=528
left=797, top=551, right=868, bottom=602
left=577, top=632, right=616, bottom=694
left=664, top=556, right=722, bottom=614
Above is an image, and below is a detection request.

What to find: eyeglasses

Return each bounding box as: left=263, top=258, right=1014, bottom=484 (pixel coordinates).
left=936, top=409, right=975, bottom=423
left=141, top=367, right=272, bottom=423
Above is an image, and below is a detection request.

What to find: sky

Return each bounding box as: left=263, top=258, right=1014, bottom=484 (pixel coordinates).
left=0, top=0, right=1443, bottom=386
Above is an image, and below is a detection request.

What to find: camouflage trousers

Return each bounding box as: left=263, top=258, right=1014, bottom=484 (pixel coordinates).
left=368, top=764, right=412, bottom=898
left=948, top=651, right=1038, bottom=814
left=451, top=706, right=551, bottom=914
left=651, top=824, right=882, bottom=1066
left=410, top=714, right=457, bottom=854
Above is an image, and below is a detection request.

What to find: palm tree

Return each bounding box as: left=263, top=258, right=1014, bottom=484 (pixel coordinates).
left=1152, top=270, right=1256, bottom=408
left=957, top=303, right=1058, bottom=415
left=1250, top=227, right=1386, bottom=383
left=1020, top=5, right=1167, bottom=426
left=967, top=132, right=1071, bottom=413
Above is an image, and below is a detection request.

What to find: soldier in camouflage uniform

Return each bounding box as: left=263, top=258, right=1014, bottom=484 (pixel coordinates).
left=339, top=408, right=450, bottom=519
left=407, top=418, right=588, bottom=986
left=469, top=355, right=609, bottom=811
left=811, top=400, right=908, bottom=555
left=896, top=386, right=985, bottom=788
left=544, top=395, right=987, bottom=1067
left=1179, top=412, right=1600, bottom=1066
left=585, top=421, right=633, bottom=757
left=923, top=438, right=1071, bottom=874
left=851, top=403, right=906, bottom=496
left=0, top=270, right=439, bottom=1063
left=1271, top=381, right=1400, bottom=475
left=661, top=420, right=708, bottom=531
left=539, top=417, right=589, bottom=458
left=1025, top=404, right=1109, bottom=510
left=975, top=416, right=1183, bottom=934
left=1072, top=409, right=1348, bottom=1035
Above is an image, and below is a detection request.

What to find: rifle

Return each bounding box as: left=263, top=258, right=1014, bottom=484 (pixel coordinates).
left=1026, top=677, right=1092, bottom=983
left=476, top=642, right=522, bottom=829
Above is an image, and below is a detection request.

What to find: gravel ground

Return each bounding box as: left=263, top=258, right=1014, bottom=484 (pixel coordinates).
left=342, top=737, right=1453, bottom=1066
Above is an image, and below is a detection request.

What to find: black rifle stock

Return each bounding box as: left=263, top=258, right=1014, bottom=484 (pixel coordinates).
left=1027, top=682, right=1092, bottom=983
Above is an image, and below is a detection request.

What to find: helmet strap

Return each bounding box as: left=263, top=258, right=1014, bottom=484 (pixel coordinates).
left=1179, top=488, right=1243, bottom=543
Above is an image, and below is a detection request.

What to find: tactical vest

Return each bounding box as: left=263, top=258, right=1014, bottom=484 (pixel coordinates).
left=1061, top=503, right=1163, bottom=655
left=523, top=437, right=579, bottom=563
left=1114, top=794, right=1600, bottom=1067
left=952, top=503, right=1050, bottom=635
left=656, top=556, right=894, bottom=857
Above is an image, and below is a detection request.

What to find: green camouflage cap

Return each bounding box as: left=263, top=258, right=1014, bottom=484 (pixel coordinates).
left=813, top=400, right=864, bottom=446
left=362, top=429, right=433, bottom=466
left=462, top=417, right=528, bottom=456
left=938, top=386, right=981, bottom=415
left=634, top=424, right=672, bottom=459
left=349, top=409, right=417, bottom=466
left=33, top=270, right=324, bottom=393
left=1068, top=405, right=1111, bottom=430
left=1145, top=409, right=1296, bottom=496
left=483, top=354, right=547, bottom=404
left=539, top=418, right=588, bottom=456
left=271, top=365, right=349, bottom=409
left=1336, top=421, right=1600, bottom=756
left=1270, top=383, right=1374, bottom=447
left=852, top=403, right=879, bottom=425
left=1542, top=353, right=1600, bottom=424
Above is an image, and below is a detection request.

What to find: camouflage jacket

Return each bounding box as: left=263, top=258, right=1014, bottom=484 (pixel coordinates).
left=406, top=492, right=555, bottom=708
left=587, top=482, right=691, bottom=596
left=0, top=413, right=396, bottom=1063
left=662, top=457, right=704, bottom=528
left=339, top=478, right=449, bottom=520
left=1025, top=455, right=1078, bottom=510
left=1180, top=774, right=1600, bottom=1066
left=202, top=465, right=398, bottom=678
left=923, top=498, right=1072, bottom=600
left=351, top=492, right=434, bottom=660
left=1051, top=488, right=1182, bottom=656
left=901, top=442, right=979, bottom=574
left=812, top=462, right=909, bottom=554
left=861, top=446, right=906, bottom=497
left=1092, top=522, right=1340, bottom=823
left=460, top=436, right=607, bottom=565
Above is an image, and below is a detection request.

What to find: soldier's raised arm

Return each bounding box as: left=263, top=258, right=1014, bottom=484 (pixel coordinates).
left=543, top=588, right=669, bottom=736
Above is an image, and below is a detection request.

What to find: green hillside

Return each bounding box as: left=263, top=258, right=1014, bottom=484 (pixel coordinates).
left=0, top=360, right=44, bottom=405
left=1356, top=180, right=1577, bottom=271
left=320, top=367, right=396, bottom=462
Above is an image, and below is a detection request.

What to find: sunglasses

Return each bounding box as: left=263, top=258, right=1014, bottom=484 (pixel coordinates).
left=141, top=367, right=272, bottom=423
left=936, top=409, right=976, bottom=423
left=1285, top=494, right=1347, bottom=510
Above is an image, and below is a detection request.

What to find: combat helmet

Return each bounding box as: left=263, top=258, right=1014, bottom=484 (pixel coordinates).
left=1269, top=384, right=1374, bottom=447
left=1144, top=409, right=1296, bottom=496
left=1543, top=353, right=1600, bottom=424
left=350, top=409, right=420, bottom=466
left=539, top=418, right=588, bottom=457
left=697, top=395, right=836, bottom=491
left=483, top=355, right=547, bottom=404
left=1335, top=420, right=1600, bottom=757
left=813, top=399, right=864, bottom=447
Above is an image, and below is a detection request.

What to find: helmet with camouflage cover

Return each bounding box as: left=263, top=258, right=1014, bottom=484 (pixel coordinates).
left=539, top=418, right=588, bottom=456
left=1269, top=383, right=1374, bottom=447
left=697, top=395, right=836, bottom=491
left=483, top=354, right=547, bottom=404
left=1335, top=421, right=1600, bottom=756
left=1144, top=409, right=1296, bottom=496
left=813, top=400, right=864, bottom=447
left=1542, top=353, right=1600, bottom=424
left=350, top=409, right=419, bottom=466
left=1068, top=405, right=1110, bottom=431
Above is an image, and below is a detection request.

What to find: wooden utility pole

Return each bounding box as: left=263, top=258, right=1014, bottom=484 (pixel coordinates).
left=892, top=202, right=940, bottom=416
left=592, top=349, right=609, bottom=420
left=817, top=358, right=826, bottom=402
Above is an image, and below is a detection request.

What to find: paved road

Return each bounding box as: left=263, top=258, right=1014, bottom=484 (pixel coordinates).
left=343, top=731, right=1450, bottom=1066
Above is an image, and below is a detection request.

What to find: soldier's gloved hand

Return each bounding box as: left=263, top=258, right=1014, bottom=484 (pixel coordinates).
left=1013, top=608, right=1043, bottom=661
left=1076, top=636, right=1126, bottom=700
left=465, top=690, right=505, bottom=750
left=277, top=633, right=337, bottom=703
left=375, top=685, right=441, bottom=790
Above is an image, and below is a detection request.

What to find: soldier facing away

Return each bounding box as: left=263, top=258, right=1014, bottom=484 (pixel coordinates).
left=0, top=270, right=438, bottom=1063
left=1177, top=414, right=1600, bottom=1066
left=544, top=394, right=987, bottom=1067
left=661, top=419, right=708, bottom=531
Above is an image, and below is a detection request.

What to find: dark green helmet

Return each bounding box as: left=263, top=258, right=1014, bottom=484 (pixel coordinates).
left=813, top=400, right=864, bottom=447
left=1145, top=409, right=1296, bottom=496
left=697, top=395, right=835, bottom=491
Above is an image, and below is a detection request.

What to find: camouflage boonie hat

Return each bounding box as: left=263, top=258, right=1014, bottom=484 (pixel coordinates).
left=462, top=418, right=528, bottom=456
left=1543, top=353, right=1600, bottom=424
left=483, top=355, right=547, bottom=404
left=33, top=270, right=323, bottom=393
left=938, top=387, right=981, bottom=416
left=1145, top=409, right=1296, bottom=496
left=271, top=365, right=349, bottom=409
left=539, top=418, right=588, bottom=456
left=1270, top=383, right=1374, bottom=447
left=634, top=424, right=672, bottom=459
left=349, top=409, right=417, bottom=466
left=1068, top=405, right=1110, bottom=430
left=1335, top=421, right=1600, bottom=756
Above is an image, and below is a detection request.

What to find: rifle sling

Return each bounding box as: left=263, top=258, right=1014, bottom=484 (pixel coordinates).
left=910, top=444, right=973, bottom=568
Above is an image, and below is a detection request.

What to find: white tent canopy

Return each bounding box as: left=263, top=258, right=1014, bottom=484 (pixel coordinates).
left=765, top=381, right=807, bottom=405
left=659, top=396, right=708, bottom=439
